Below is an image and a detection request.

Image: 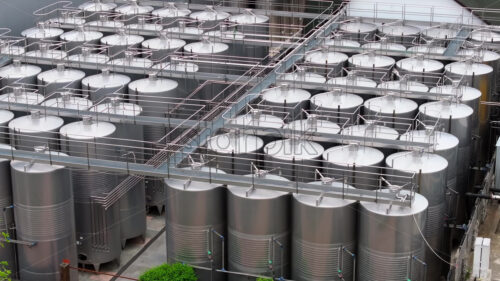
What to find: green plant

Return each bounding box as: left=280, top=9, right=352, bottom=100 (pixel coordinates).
left=0, top=232, right=11, bottom=281
left=139, top=263, right=197, bottom=281
left=256, top=278, right=273, bottom=281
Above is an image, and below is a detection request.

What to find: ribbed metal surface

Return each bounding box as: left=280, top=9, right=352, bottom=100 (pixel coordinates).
left=358, top=247, right=425, bottom=281
left=11, top=154, right=77, bottom=281
left=0, top=144, right=15, bottom=277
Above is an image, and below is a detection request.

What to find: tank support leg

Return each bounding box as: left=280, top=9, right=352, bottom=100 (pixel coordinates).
left=92, top=263, right=100, bottom=273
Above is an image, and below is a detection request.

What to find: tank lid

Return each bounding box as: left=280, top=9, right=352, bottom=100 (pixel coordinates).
left=79, top=0, right=117, bottom=12
left=264, top=139, right=324, bottom=161
left=311, top=90, right=363, bottom=110
left=128, top=76, right=178, bottom=93
left=91, top=99, right=142, bottom=117
left=324, top=38, right=360, bottom=48
left=25, top=48, right=67, bottom=60
left=470, top=30, right=500, bottom=42
left=378, top=80, right=429, bottom=92
left=87, top=19, right=124, bottom=28
left=304, top=50, right=348, bottom=65
left=408, top=45, right=446, bottom=55
left=0, top=45, right=25, bottom=56
left=115, top=1, right=154, bottom=15
left=285, top=118, right=340, bottom=135
left=41, top=94, right=92, bottom=110
left=0, top=109, right=14, bottom=125
left=231, top=112, right=284, bottom=129
left=422, top=27, right=458, bottom=39
left=126, top=20, right=163, bottom=31
left=0, top=90, right=43, bottom=105
left=82, top=71, right=131, bottom=89
left=152, top=4, right=191, bottom=18
left=8, top=112, right=64, bottom=133
left=386, top=150, right=448, bottom=174
left=60, top=117, right=116, bottom=139
left=294, top=180, right=356, bottom=207
left=67, top=52, right=110, bottom=64
left=379, top=24, right=420, bottom=36
left=11, top=149, right=68, bottom=173
left=21, top=23, right=64, bottom=39
left=323, top=144, right=384, bottom=167
left=339, top=22, right=377, bottom=33
left=364, top=95, right=418, bottom=114
left=261, top=86, right=311, bottom=104
left=153, top=60, right=199, bottom=72
left=165, top=166, right=225, bottom=191
left=37, top=66, right=86, bottom=84
left=419, top=100, right=474, bottom=119
left=207, top=132, right=263, bottom=154
left=166, top=25, right=204, bottom=35
left=189, top=6, right=230, bottom=21
left=400, top=129, right=459, bottom=151
left=183, top=39, right=229, bottom=54
left=110, top=55, right=153, bottom=68
left=360, top=189, right=428, bottom=216
left=279, top=69, right=326, bottom=84
left=205, top=29, right=245, bottom=40
left=327, top=75, right=377, bottom=88
left=397, top=57, right=444, bottom=72
left=341, top=124, right=399, bottom=140
left=142, top=35, right=186, bottom=51
left=228, top=173, right=289, bottom=199
left=60, top=28, right=103, bottom=42
left=362, top=42, right=406, bottom=52
left=445, top=60, right=493, bottom=76
left=0, top=62, right=41, bottom=79
left=429, top=84, right=481, bottom=103
left=228, top=9, right=269, bottom=24
left=100, top=32, right=144, bottom=46
left=46, top=11, right=86, bottom=25
left=457, top=48, right=500, bottom=63
left=349, top=53, right=395, bottom=68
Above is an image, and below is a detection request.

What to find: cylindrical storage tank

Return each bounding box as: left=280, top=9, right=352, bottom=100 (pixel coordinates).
left=152, top=56, right=200, bottom=97
left=310, top=90, right=363, bottom=125
left=86, top=15, right=125, bottom=33
left=362, top=41, right=407, bottom=52
left=0, top=42, right=26, bottom=65
left=0, top=60, right=41, bottom=91
left=100, top=29, right=144, bottom=58
left=66, top=47, right=110, bottom=75
left=0, top=88, right=44, bottom=117
left=348, top=53, right=395, bottom=81
left=109, top=51, right=153, bottom=69
left=206, top=132, right=264, bottom=175
left=278, top=67, right=326, bottom=93
left=304, top=47, right=348, bottom=77
left=385, top=151, right=448, bottom=281
left=264, top=138, right=324, bottom=181
left=142, top=31, right=186, bottom=61
left=324, top=37, right=361, bottom=49
left=230, top=110, right=284, bottom=143
left=378, top=78, right=429, bottom=94
left=395, top=56, right=444, bottom=86
left=9, top=111, right=63, bottom=150
left=292, top=180, right=357, bottom=281
left=165, top=166, right=227, bottom=281
left=0, top=110, right=14, bottom=143
left=469, top=30, right=500, bottom=47
left=59, top=25, right=103, bottom=55
left=323, top=144, right=384, bottom=190
left=78, top=0, right=117, bottom=21
left=189, top=7, right=230, bottom=30
left=59, top=117, right=121, bottom=271
left=285, top=116, right=341, bottom=136
left=37, top=64, right=86, bottom=97
left=227, top=174, right=290, bottom=281
left=81, top=69, right=131, bottom=102
left=358, top=189, right=428, bottom=281
left=429, top=84, right=481, bottom=127
left=341, top=122, right=399, bottom=155
left=457, top=48, right=500, bottom=93
left=378, top=24, right=421, bottom=47
left=228, top=11, right=270, bottom=58
left=24, top=43, right=68, bottom=65
left=205, top=26, right=247, bottom=58
left=115, top=1, right=154, bottom=23
left=125, top=17, right=163, bottom=34
left=259, top=85, right=311, bottom=122
left=421, top=27, right=458, bottom=46
left=151, top=3, right=191, bottom=26
left=45, top=11, right=85, bottom=29
left=338, top=22, right=377, bottom=42
left=11, top=149, right=78, bottom=281
left=21, top=22, right=64, bottom=51
left=327, top=74, right=378, bottom=100
left=408, top=45, right=446, bottom=55
left=0, top=144, right=15, bottom=276
left=165, top=21, right=204, bottom=42
left=41, top=92, right=93, bottom=123
left=91, top=99, right=145, bottom=247
left=363, top=95, right=418, bottom=130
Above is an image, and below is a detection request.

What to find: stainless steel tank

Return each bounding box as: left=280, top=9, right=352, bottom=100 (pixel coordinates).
left=429, top=84, right=481, bottom=128
left=86, top=15, right=125, bottom=33
left=164, top=166, right=226, bottom=281
left=469, top=30, right=500, bottom=46
left=227, top=173, right=290, bottom=280
left=364, top=95, right=418, bottom=130
left=378, top=24, right=421, bottom=47
left=183, top=37, right=230, bottom=72
left=11, top=149, right=78, bottom=281
left=230, top=109, right=284, bottom=143
left=59, top=116, right=121, bottom=271
left=292, top=180, right=357, bottom=281
left=37, top=64, right=86, bottom=97
left=152, top=56, right=200, bottom=98
left=45, top=11, right=85, bottom=29
left=259, top=84, right=311, bottom=122
left=24, top=43, right=68, bottom=64
left=81, top=69, right=131, bottom=102
left=0, top=41, right=25, bottom=58
left=227, top=10, right=270, bottom=58
left=21, top=22, right=64, bottom=51
left=421, top=27, right=458, bottom=46
left=378, top=79, right=429, bottom=98
left=206, top=132, right=264, bottom=175
left=341, top=122, right=399, bottom=148
left=66, top=47, right=110, bottom=74
left=0, top=144, right=15, bottom=276
left=264, top=138, right=324, bottom=181
left=310, top=90, right=363, bottom=125
left=204, top=26, right=247, bottom=58
left=324, top=36, right=361, bottom=49
left=59, top=25, right=103, bottom=55
left=327, top=73, right=378, bottom=100
left=457, top=48, right=500, bottom=93
left=278, top=67, right=326, bottom=93
left=385, top=151, right=448, bottom=281
left=348, top=53, right=395, bottom=81
left=115, top=0, right=154, bottom=23
left=151, top=3, right=191, bottom=26
left=9, top=110, right=63, bottom=150
left=358, top=189, right=428, bottom=281
left=165, top=21, right=204, bottom=42
left=395, top=56, right=444, bottom=86
left=109, top=51, right=153, bottom=69
left=362, top=41, right=406, bottom=52
left=408, top=45, right=446, bottom=55
left=41, top=92, right=93, bottom=123
left=189, top=6, right=230, bottom=30
left=0, top=60, right=41, bottom=91
left=0, top=110, right=13, bottom=143
left=142, top=31, right=186, bottom=60
left=0, top=87, right=44, bottom=116
left=91, top=99, right=146, bottom=247
left=126, top=16, right=163, bottom=33
left=78, top=0, right=117, bottom=21
left=100, top=28, right=144, bottom=58
left=304, top=47, right=348, bottom=76
left=285, top=116, right=341, bottom=136
left=323, top=144, right=384, bottom=190
left=338, top=22, right=377, bottom=42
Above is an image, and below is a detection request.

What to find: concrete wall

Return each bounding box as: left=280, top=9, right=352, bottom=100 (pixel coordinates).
left=0, top=0, right=87, bottom=35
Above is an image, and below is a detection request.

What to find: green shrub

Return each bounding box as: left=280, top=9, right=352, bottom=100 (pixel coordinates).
left=139, top=263, right=197, bottom=281
left=256, top=278, right=273, bottom=281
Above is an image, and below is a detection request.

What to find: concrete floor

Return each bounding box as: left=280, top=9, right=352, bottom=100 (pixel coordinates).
left=78, top=212, right=166, bottom=281
left=476, top=201, right=500, bottom=281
